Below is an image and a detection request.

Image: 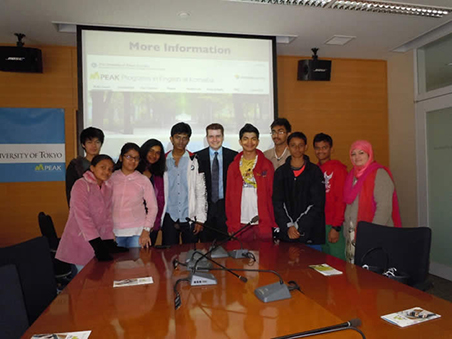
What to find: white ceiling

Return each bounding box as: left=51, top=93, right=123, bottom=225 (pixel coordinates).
left=1, top=0, right=451, bottom=59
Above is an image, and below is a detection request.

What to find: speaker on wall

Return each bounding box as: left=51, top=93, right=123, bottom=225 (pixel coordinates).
left=297, top=59, right=332, bottom=81
left=297, top=48, right=331, bottom=81
left=0, top=46, right=43, bottom=73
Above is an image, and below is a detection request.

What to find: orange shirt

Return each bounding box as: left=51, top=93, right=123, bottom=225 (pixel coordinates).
left=292, top=164, right=306, bottom=177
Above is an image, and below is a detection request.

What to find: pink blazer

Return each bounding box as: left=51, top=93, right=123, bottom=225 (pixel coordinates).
left=56, top=171, right=115, bottom=266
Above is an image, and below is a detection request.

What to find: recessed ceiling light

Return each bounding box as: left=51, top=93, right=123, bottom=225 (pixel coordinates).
left=324, top=35, right=356, bottom=46
left=53, top=22, right=77, bottom=33
left=276, top=35, right=298, bottom=44
left=178, top=11, right=190, bottom=19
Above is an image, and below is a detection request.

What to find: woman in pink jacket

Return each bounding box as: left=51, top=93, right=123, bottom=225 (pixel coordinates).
left=56, top=155, right=127, bottom=273
left=110, top=143, right=158, bottom=248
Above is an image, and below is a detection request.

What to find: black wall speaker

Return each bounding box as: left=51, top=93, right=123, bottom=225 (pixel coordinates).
left=0, top=46, right=43, bottom=73
left=297, top=59, right=332, bottom=81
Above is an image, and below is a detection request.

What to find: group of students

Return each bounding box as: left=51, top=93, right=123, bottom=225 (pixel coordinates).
left=55, top=118, right=402, bottom=272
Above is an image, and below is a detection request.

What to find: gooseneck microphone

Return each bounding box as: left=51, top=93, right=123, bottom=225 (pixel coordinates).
left=186, top=215, right=258, bottom=245
left=186, top=216, right=249, bottom=258
left=197, top=265, right=295, bottom=303
left=199, top=266, right=284, bottom=283
left=272, top=318, right=365, bottom=339
left=189, top=243, right=248, bottom=283
left=192, top=215, right=259, bottom=271
left=194, top=252, right=248, bottom=282
left=189, top=218, right=239, bottom=241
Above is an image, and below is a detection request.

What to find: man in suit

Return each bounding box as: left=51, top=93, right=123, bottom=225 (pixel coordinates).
left=197, top=123, right=238, bottom=242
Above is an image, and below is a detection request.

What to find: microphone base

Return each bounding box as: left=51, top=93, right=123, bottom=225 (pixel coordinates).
left=254, top=282, right=291, bottom=303
left=228, top=249, right=250, bottom=259
left=189, top=272, right=217, bottom=286
left=210, top=245, right=229, bottom=258
left=184, top=249, right=206, bottom=263
left=186, top=258, right=213, bottom=271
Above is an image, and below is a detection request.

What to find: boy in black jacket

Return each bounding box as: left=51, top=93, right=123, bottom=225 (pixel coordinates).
left=272, top=132, right=325, bottom=249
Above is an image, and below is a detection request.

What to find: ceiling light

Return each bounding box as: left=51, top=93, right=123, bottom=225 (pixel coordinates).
left=324, top=35, right=356, bottom=45
left=178, top=12, right=190, bottom=19
left=53, top=22, right=77, bottom=33
left=276, top=35, right=298, bottom=44
left=224, top=0, right=452, bottom=18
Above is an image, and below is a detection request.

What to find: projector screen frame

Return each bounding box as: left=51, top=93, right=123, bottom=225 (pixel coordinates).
left=76, top=25, right=278, bottom=157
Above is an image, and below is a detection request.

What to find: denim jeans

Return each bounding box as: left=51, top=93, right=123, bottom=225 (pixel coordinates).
left=116, top=235, right=140, bottom=248
left=75, top=264, right=84, bottom=274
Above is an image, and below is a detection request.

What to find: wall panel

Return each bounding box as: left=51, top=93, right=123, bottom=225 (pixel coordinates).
left=0, top=45, right=77, bottom=246
left=278, top=56, right=388, bottom=168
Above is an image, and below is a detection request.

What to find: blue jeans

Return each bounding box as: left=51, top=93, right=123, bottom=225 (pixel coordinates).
left=116, top=236, right=140, bottom=248
left=75, top=265, right=84, bottom=274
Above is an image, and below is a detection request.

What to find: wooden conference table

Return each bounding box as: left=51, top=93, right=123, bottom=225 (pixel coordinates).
left=23, top=241, right=452, bottom=338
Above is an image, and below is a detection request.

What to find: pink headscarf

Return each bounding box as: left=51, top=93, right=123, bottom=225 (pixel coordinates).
left=350, top=140, right=374, bottom=178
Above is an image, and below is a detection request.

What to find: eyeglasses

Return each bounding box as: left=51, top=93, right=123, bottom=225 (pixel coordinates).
left=123, top=155, right=140, bottom=162
left=271, top=130, right=287, bottom=136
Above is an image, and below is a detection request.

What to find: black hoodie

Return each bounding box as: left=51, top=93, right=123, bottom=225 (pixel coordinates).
left=272, top=155, right=326, bottom=244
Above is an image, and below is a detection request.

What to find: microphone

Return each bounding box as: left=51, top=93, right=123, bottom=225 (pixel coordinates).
left=185, top=217, right=228, bottom=258
left=186, top=216, right=248, bottom=258
left=197, top=265, right=293, bottom=303
left=191, top=215, right=258, bottom=271
left=192, top=248, right=248, bottom=283
left=188, top=217, right=235, bottom=240
left=187, top=215, right=258, bottom=261
left=232, top=215, right=259, bottom=238
left=225, top=215, right=258, bottom=258
left=272, top=318, right=363, bottom=339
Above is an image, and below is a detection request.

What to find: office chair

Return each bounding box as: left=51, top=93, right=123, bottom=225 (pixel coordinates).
left=0, top=237, right=57, bottom=325
left=38, top=211, right=59, bottom=249
left=38, top=212, right=73, bottom=287
left=354, top=221, right=432, bottom=290
left=0, top=264, right=29, bottom=339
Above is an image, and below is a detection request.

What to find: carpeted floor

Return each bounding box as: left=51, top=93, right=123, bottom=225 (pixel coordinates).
left=426, top=274, right=452, bottom=302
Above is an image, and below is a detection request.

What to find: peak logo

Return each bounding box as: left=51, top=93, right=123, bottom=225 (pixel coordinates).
left=35, top=164, right=62, bottom=172
left=90, top=72, right=120, bottom=81
left=90, top=72, right=100, bottom=80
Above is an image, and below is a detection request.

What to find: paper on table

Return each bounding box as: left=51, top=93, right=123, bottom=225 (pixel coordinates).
left=31, top=330, right=91, bottom=338
left=381, top=307, right=441, bottom=327
left=113, top=276, right=154, bottom=287
left=308, top=264, right=343, bottom=276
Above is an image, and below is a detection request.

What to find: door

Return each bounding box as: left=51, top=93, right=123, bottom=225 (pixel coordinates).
left=416, top=93, right=452, bottom=280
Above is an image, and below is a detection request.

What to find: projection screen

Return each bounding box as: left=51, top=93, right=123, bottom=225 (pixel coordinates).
left=78, top=26, right=277, bottom=157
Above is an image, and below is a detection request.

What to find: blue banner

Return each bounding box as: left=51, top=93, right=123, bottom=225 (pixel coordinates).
left=0, top=108, right=65, bottom=182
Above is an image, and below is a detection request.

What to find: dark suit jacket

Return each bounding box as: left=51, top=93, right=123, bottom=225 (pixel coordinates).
left=196, top=146, right=238, bottom=203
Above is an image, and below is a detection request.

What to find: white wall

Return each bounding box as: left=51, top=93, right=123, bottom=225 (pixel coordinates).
left=387, top=51, right=418, bottom=227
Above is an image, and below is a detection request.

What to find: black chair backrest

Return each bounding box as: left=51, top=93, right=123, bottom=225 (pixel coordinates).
left=0, top=264, right=29, bottom=339
left=0, top=237, right=57, bottom=325
left=355, top=221, right=431, bottom=286
left=38, top=212, right=59, bottom=250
